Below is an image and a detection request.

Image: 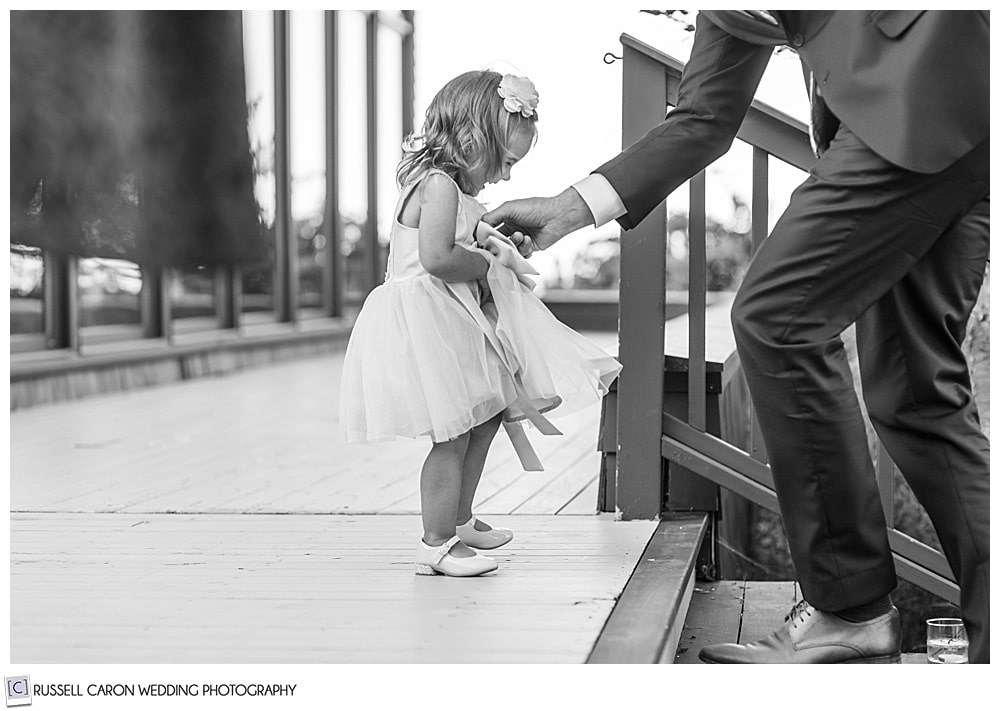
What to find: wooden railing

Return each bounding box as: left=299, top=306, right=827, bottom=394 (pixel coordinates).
left=10, top=11, right=416, bottom=408
left=614, top=34, right=958, bottom=604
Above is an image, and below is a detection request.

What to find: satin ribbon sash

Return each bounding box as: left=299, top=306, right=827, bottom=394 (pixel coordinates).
left=446, top=253, right=562, bottom=471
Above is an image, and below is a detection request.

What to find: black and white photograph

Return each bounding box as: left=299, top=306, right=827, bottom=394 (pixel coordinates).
left=7, top=6, right=990, bottom=706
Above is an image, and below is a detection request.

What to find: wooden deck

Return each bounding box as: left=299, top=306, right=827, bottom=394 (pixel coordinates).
left=12, top=310, right=942, bottom=666
left=11, top=512, right=654, bottom=663
left=10, top=331, right=677, bottom=663
left=674, top=580, right=799, bottom=663
left=10, top=321, right=867, bottom=665
left=675, top=581, right=928, bottom=663
left=11, top=336, right=617, bottom=517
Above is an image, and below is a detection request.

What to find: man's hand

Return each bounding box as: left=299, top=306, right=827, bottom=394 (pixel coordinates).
left=482, top=187, right=595, bottom=256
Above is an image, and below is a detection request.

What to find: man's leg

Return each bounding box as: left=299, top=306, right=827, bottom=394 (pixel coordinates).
left=729, top=130, right=988, bottom=610
left=856, top=199, right=990, bottom=662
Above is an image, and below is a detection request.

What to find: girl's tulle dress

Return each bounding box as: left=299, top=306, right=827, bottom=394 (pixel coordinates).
left=339, top=170, right=621, bottom=466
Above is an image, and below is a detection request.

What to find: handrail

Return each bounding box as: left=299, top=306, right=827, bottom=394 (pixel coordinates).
left=614, top=32, right=958, bottom=604
left=619, top=34, right=815, bottom=171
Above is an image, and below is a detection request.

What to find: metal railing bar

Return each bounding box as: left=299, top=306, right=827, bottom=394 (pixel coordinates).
left=401, top=11, right=415, bottom=138
left=273, top=10, right=295, bottom=323
left=877, top=442, right=895, bottom=524
left=140, top=268, right=169, bottom=341
left=215, top=264, right=240, bottom=330
left=893, top=554, right=959, bottom=605
left=661, top=434, right=778, bottom=513
left=687, top=170, right=707, bottom=431
left=324, top=10, right=344, bottom=317
left=749, top=147, right=770, bottom=464
left=736, top=111, right=815, bottom=172
left=614, top=43, right=670, bottom=520
left=662, top=431, right=958, bottom=600
left=620, top=33, right=814, bottom=171
left=43, top=251, right=78, bottom=352
left=364, top=10, right=381, bottom=295
left=751, top=147, right=769, bottom=253
left=888, top=529, right=954, bottom=582
left=663, top=413, right=774, bottom=488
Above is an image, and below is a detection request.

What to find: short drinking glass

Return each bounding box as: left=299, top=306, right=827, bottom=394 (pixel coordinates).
left=926, top=617, right=968, bottom=664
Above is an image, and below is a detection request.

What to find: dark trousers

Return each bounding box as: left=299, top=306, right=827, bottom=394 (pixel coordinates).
left=731, top=125, right=989, bottom=662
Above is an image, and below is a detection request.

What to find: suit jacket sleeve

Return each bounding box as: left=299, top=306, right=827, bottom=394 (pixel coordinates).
left=595, top=13, right=773, bottom=230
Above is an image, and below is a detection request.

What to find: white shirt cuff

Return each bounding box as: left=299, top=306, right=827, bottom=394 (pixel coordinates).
left=572, top=173, right=627, bottom=228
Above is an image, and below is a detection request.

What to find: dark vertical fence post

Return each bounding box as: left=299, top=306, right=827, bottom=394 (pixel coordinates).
left=364, top=11, right=381, bottom=295
left=748, top=147, right=770, bottom=463
left=401, top=11, right=415, bottom=139
left=616, top=46, right=667, bottom=520
left=751, top=148, right=769, bottom=253
left=718, top=146, right=771, bottom=575
left=687, top=170, right=707, bottom=430
left=273, top=10, right=295, bottom=323
left=44, top=252, right=78, bottom=352
left=324, top=10, right=344, bottom=317
left=667, top=170, right=718, bottom=513
left=141, top=268, right=169, bottom=341
left=216, top=265, right=240, bottom=330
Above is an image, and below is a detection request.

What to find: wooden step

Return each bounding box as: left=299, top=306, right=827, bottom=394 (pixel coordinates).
left=674, top=581, right=933, bottom=663
left=674, top=579, right=797, bottom=662
left=587, top=512, right=709, bottom=663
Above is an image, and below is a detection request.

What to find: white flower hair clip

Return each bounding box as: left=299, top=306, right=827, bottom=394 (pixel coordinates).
left=497, top=74, right=539, bottom=118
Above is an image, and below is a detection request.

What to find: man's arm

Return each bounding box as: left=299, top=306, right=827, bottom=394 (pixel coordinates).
left=484, top=12, right=774, bottom=251
left=597, top=12, right=773, bottom=229
left=572, top=173, right=626, bottom=228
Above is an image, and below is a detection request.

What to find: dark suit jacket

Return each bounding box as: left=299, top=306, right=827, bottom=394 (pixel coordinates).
left=597, top=10, right=989, bottom=230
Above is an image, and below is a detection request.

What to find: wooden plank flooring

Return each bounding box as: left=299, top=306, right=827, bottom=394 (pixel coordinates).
left=11, top=334, right=617, bottom=517
left=673, top=580, right=798, bottom=663
left=674, top=581, right=930, bottom=663
left=10, top=331, right=677, bottom=663
left=10, top=512, right=655, bottom=663
left=587, top=514, right=709, bottom=664
left=673, top=581, right=744, bottom=663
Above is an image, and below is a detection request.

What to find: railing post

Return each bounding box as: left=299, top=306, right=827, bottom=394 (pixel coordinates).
left=43, top=252, right=78, bottom=352
left=667, top=171, right=719, bottom=514
left=363, top=10, right=381, bottom=295
left=716, top=147, right=770, bottom=577
left=401, top=11, right=415, bottom=139
left=273, top=10, right=295, bottom=323
left=324, top=10, right=344, bottom=317
left=615, top=45, right=669, bottom=520
left=216, top=264, right=241, bottom=330
left=748, top=147, right=770, bottom=464
left=140, top=267, right=170, bottom=341
left=687, top=171, right=708, bottom=431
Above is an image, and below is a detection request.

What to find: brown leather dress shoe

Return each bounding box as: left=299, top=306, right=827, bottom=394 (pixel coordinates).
left=698, top=599, right=902, bottom=663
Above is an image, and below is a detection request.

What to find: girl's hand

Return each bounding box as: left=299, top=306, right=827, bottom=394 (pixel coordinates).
left=476, top=222, right=539, bottom=275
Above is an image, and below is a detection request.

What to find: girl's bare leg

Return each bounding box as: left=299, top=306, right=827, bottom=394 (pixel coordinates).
left=457, top=414, right=502, bottom=528
left=420, top=432, right=476, bottom=557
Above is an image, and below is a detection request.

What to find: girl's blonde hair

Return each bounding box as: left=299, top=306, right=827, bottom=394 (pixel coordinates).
left=397, top=70, right=538, bottom=195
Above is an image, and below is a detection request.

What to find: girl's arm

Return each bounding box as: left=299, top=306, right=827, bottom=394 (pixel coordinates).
left=416, top=173, right=488, bottom=282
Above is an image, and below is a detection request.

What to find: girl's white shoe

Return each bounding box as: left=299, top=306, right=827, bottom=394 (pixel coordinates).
left=415, top=535, right=498, bottom=577
left=456, top=514, right=514, bottom=550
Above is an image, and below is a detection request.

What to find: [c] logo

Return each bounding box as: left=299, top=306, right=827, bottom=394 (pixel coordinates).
left=4, top=676, right=31, bottom=707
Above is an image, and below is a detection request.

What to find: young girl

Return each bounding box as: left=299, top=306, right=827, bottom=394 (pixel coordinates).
left=340, top=70, right=621, bottom=577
